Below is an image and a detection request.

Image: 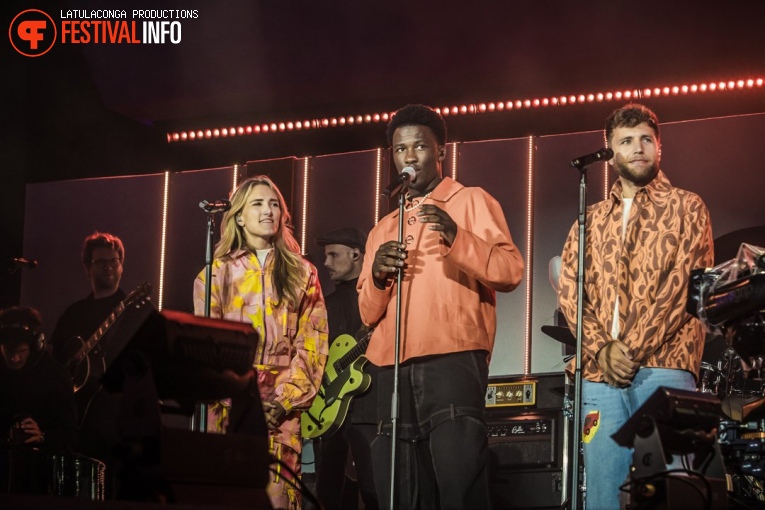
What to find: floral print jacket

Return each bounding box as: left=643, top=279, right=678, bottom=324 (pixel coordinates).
left=194, top=249, right=328, bottom=450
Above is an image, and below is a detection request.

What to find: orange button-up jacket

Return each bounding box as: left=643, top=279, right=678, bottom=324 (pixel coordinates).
left=358, top=177, right=524, bottom=367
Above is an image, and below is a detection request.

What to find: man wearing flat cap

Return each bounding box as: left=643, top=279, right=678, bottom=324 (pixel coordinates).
left=312, top=227, right=379, bottom=510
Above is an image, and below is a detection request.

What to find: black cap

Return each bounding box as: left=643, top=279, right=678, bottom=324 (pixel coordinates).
left=315, top=227, right=368, bottom=253
left=0, top=307, right=42, bottom=347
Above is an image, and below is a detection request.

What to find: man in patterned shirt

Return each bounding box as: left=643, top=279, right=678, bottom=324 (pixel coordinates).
left=558, top=103, right=714, bottom=508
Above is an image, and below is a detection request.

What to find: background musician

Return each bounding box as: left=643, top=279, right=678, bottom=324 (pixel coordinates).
left=49, top=231, right=127, bottom=498
left=312, top=227, right=378, bottom=510
left=0, top=306, right=77, bottom=452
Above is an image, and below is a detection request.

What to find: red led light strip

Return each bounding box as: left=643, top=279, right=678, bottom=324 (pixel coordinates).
left=166, top=78, right=764, bottom=143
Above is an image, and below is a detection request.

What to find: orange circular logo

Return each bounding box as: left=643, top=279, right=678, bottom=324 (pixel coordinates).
left=9, top=9, right=57, bottom=57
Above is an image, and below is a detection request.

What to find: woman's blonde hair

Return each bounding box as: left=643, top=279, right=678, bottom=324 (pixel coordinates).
left=216, top=176, right=305, bottom=308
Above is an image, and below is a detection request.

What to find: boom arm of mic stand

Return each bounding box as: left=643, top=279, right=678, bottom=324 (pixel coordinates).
left=388, top=192, right=405, bottom=510
left=569, top=165, right=587, bottom=510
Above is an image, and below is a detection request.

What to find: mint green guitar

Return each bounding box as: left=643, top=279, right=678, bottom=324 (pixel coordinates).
left=301, top=330, right=372, bottom=439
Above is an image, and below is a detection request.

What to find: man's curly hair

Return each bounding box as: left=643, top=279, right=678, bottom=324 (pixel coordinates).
left=605, top=103, right=660, bottom=145
left=386, top=104, right=447, bottom=146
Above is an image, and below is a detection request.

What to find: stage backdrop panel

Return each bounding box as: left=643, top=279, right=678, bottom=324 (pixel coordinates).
left=305, top=150, right=380, bottom=294
left=163, top=166, right=236, bottom=313
left=21, top=174, right=165, bottom=341
left=18, top=112, right=765, bottom=377
left=458, top=138, right=529, bottom=376
left=531, top=131, right=609, bottom=374
left=660, top=113, right=765, bottom=245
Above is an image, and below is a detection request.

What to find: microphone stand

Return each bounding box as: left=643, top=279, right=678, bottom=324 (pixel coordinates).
left=568, top=162, right=588, bottom=510
left=388, top=190, right=406, bottom=510
left=193, top=212, right=216, bottom=433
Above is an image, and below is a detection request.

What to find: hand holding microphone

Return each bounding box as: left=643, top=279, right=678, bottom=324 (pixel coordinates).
left=372, top=241, right=407, bottom=289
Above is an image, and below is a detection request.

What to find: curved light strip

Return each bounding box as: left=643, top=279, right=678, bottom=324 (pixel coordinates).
left=167, top=77, right=764, bottom=143
left=158, top=170, right=170, bottom=311
left=525, top=136, right=534, bottom=375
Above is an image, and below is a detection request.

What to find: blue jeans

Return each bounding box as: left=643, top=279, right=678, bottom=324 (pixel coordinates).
left=581, top=367, right=696, bottom=510
left=371, top=350, right=491, bottom=510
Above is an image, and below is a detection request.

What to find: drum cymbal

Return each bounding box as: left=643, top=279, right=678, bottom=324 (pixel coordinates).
left=541, top=325, right=576, bottom=347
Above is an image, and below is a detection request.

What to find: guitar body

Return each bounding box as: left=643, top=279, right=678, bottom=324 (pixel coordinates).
left=301, top=333, right=372, bottom=440
left=60, top=282, right=151, bottom=394
left=61, top=336, right=95, bottom=392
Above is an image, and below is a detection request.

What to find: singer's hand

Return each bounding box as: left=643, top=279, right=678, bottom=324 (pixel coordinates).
left=597, top=340, right=639, bottom=387
left=417, top=205, right=457, bottom=245
left=372, top=241, right=407, bottom=288
left=221, top=368, right=255, bottom=393
left=263, top=401, right=286, bottom=431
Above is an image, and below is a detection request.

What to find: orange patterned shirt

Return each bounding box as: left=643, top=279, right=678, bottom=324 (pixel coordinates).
left=558, top=170, right=714, bottom=382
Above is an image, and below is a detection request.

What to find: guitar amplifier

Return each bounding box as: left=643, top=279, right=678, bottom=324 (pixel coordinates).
left=485, top=372, right=571, bottom=509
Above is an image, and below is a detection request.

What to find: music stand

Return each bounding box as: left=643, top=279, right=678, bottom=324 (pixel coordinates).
left=101, top=309, right=271, bottom=507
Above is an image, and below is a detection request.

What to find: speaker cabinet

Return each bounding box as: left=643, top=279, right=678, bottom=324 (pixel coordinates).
left=486, top=372, right=570, bottom=509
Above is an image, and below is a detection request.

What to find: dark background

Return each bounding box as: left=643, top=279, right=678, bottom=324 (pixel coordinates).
left=3, top=0, right=765, bottom=308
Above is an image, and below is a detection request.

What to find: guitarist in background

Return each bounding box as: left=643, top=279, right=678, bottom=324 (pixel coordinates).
left=50, top=231, right=127, bottom=498
left=313, top=227, right=379, bottom=510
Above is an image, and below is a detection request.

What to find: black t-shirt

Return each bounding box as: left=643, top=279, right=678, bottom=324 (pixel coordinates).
left=325, top=279, right=363, bottom=341
left=49, top=290, right=127, bottom=464
left=324, top=278, right=377, bottom=424
left=50, top=289, right=127, bottom=364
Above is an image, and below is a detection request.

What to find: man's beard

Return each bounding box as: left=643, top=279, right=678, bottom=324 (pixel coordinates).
left=613, top=159, right=659, bottom=187
left=93, top=273, right=119, bottom=293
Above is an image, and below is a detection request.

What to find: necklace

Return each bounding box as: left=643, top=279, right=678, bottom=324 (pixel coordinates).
left=404, top=191, right=432, bottom=212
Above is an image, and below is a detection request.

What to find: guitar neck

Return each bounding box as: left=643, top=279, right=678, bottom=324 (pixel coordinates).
left=334, top=335, right=371, bottom=373
left=75, top=302, right=126, bottom=362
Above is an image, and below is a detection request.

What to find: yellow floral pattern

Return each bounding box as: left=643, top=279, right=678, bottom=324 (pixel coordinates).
left=193, top=248, right=328, bottom=452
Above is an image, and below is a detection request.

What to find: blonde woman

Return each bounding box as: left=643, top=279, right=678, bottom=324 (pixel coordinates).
left=194, top=176, right=328, bottom=509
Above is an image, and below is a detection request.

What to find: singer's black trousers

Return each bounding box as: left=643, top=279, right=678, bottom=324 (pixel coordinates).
left=370, top=349, right=492, bottom=510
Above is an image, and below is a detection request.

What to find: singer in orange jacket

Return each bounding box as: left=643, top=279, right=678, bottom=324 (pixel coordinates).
left=358, top=104, right=523, bottom=510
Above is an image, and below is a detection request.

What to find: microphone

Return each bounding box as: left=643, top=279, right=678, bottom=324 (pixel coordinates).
left=12, top=257, right=37, bottom=269
left=380, top=166, right=416, bottom=198
left=570, top=148, right=614, bottom=169
left=199, top=199, right=231, bottom=213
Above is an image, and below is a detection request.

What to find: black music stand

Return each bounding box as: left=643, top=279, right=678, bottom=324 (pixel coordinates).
left=101, top=309, right=271, bottom=507
left=612, top=387, right=727, bottom=510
